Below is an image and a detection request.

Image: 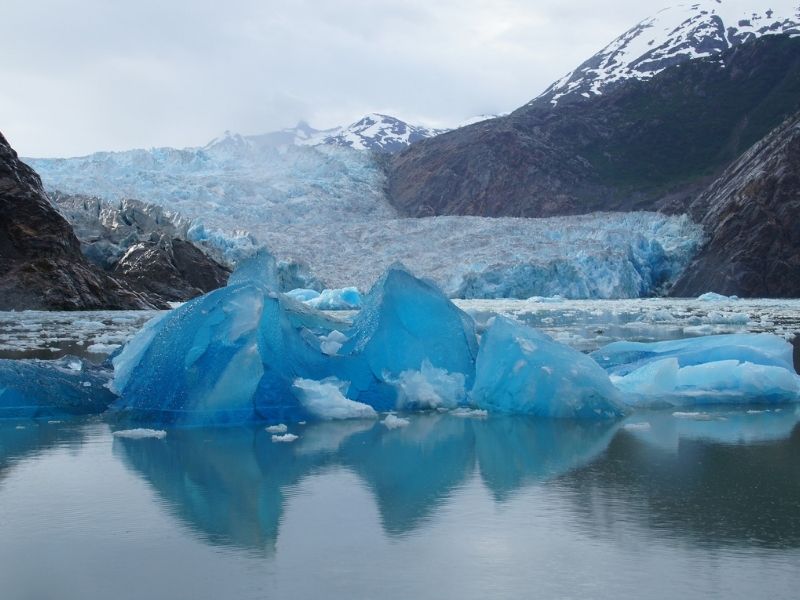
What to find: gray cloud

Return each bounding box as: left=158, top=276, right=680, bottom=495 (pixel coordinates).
left=3, top=0, right=666, bottom=156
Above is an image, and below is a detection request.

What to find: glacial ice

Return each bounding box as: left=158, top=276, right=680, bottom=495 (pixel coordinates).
left=0, top=357, right=116, bottom=419
left=305, top=287, right=362, bottom=310
left=291, top=377, right=377, bottom=420
left=28, top=141, right=703, bottom=299
left=698, top=292, right=739, bottom=302
left=470, top=317, right=626, bottom=419
left=593, top=334, right=800, bottom=406
left=109, top=257, right=799, bottom=427
left=335, top=266, right=478, bottom=411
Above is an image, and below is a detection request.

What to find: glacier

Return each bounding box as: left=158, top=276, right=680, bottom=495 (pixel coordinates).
left=28, top=139, right=703, bottom=299
left=593, top=335, right=800, bottom=406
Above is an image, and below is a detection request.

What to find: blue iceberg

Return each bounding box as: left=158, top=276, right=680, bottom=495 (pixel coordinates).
left=306, top=287, right=362, bottom=310
left=0, top=357, right=116, bottom=419
left=469, top=317, right=625, bottom=419
left=336, top=266, right=478, bottom=410
left=592, top=334, right=800, bottom=406
left=112, top=261, right=477, bottom=423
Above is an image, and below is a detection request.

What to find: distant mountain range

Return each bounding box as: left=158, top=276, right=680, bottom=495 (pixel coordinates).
left=203, top=113, right=452, bottom=154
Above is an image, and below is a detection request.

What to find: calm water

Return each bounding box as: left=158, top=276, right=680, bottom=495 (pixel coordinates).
left=1, top=409, right=799, bottom=600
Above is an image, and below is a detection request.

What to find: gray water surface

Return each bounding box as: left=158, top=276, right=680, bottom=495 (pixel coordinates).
left=1, top=410, right=799, bottom=600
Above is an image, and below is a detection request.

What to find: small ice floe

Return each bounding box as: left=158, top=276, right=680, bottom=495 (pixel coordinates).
left=66, top=359, right=82, bottom=372
left=15, top=425, right=26, bottom=430
left=623, top=422, right=652, bottom=431
left=112, top=428, right=167, bottom=439
left=47, top=420, right=62, bottom=424
left=450, top=407, right=489, bottom=418
left=87, top=342, right=121, bottom=354
left=672, top=411, right=714, bottom=420
left=381, top=414, right=410, bottom=429
left=746, top=409, right=769, bottom=414
left=272, top=433, right=299, bottom=443
left=265, top=424, right=288, bottom=434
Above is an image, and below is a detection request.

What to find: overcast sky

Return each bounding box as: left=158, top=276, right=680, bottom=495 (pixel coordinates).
left=3, top=0, right=671, bottom=157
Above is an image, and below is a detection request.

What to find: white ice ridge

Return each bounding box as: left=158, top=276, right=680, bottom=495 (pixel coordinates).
left=538, top=1, right=800, bottom=105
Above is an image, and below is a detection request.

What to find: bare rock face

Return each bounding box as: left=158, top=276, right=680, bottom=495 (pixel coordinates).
left=670, top=113, right=800, bottom=298
left=0, top=132, right=158, bottom=310
left=113, top=235, right=230, bottom=304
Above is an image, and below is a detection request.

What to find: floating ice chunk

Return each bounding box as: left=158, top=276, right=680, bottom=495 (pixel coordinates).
left=319, top=330, right=348, bottom=356
left=0, top=357, right=116, bottom=419
left=594, top=334, right=800, bottom=406
left=113, top=428, right=167, bottom=439
left=698, top=292, right=739, bottom=301
left=672, top=411, right=714, bottom=420
left=266, top=424, right=288, bottom=433
left=339, top=265, right=478, bottom=410
left=450, top=407, right=488, bottom=418
left=271, top=433, right=299, bottom=443
left=306, top=287, right=362, bottom=310
left=592, top=334, right=796, bottom=376
left=390, top=359, right=466, bottom=410
left=292, top=377, right=377, bottom=420
left=470, top=317, right=625, bottom=419
left=286, top=288, right=321, bottom=303
left=623, top=421, right=651, bottom=431
left=381, top=414, right=410, bottom=429
left=613, top=357, right=800, bottom=406
left=112, top=279, right=339, bottom=426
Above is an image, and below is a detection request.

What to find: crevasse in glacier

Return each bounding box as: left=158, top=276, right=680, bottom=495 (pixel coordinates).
left=470, top=317, right=626, bottom=419
left=592, top=335, right=800, bottom=406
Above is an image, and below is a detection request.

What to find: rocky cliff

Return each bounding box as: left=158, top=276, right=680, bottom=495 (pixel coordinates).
left=0, top=132, right=156, bottom=310
left=670, top=112, right=800, bottom=297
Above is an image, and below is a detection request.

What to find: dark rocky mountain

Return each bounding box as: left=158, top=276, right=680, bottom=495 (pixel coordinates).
left=53, top=193, right=231, bottom=304
left=670, top=112, right=800, bottom=297
left=112, top=235, right=230, bottom=304
left=0, top=132, right=157, bottom=310
left=387, top=35, right=800, bottom=218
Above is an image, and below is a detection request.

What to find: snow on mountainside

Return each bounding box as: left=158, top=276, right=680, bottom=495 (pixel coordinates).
left=311, top=113, right=448, bottom=152
left=202, top=113, right=446, bottom=154
left=538, top=0, right=800, bottom=106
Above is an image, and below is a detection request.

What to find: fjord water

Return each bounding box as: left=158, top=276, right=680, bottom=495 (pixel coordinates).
left=1, top=410, right=799, bottom=600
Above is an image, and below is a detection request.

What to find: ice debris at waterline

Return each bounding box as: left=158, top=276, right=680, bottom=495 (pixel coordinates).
left=107, top=260, right=800, bottom=426
left=592, top=334, right=800, bottom=406
left=0, top=357, right=116, bottom=419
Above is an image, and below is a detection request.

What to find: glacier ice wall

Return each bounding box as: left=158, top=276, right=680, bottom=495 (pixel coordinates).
left=29, top=143, right=702, bottom=299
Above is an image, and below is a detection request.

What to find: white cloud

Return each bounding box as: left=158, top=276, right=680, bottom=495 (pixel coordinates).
left=2, top=0, right=663, bottom=156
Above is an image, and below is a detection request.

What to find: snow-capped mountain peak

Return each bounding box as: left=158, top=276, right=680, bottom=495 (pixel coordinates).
left=311, top=113, right=449, bottom=152
left=537, top=0, right=800, bottom=106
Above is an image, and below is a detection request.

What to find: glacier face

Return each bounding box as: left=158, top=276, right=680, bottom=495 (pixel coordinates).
left=538, top=0, right=800, bottom=106
left=29, top=136, right=702, bottom=299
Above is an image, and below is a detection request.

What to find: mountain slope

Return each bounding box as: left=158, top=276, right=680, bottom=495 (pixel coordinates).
left=538, top=0, right=800, bottom=106
left=387, top=34, right=800, bottom=218
left=670, top=111, right=800, bottom=297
